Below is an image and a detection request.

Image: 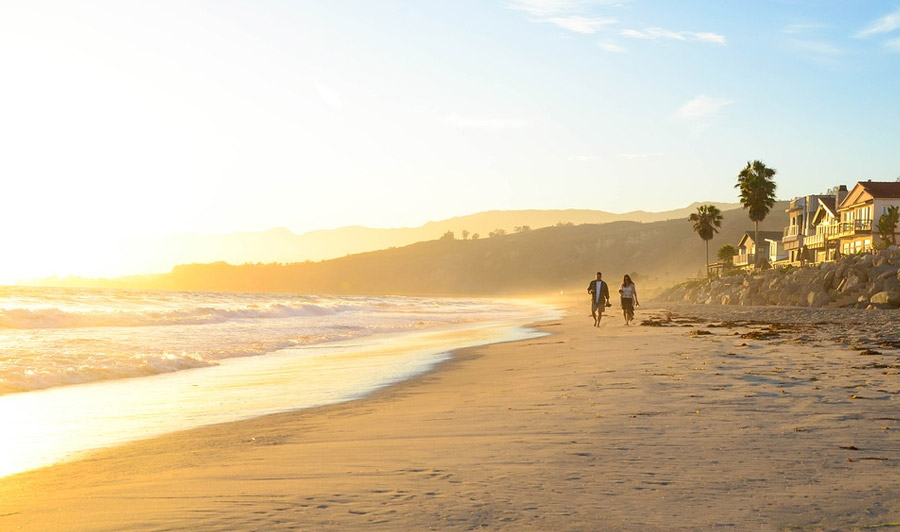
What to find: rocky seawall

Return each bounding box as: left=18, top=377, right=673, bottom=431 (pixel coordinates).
left=657, top=249, right=900, bottom=309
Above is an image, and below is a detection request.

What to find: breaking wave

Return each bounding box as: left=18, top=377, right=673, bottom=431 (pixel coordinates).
left=0, top=287, right=548, bottom=395
left=0, top=302, right=341, bottom=329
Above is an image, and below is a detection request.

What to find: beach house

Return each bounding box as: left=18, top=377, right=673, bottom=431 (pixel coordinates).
left=805, top=197, right=841, bottom=263
left=834, top=181, right=900, bottom=255
left=766, top=236, right=789, bottom=265
left=735, top=231, right=786, bottom=268
left=782, top=193, right=835, bottom=264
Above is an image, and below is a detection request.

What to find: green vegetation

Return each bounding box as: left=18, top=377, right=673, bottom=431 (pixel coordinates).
left=717, top=244, right=737, bottom=264
left=877, top=205, right=899, bottom=247
left=735, top=160, right=777, bottom=267
left=40, top=203, right=789, bottom=296
left=688, top=204, right=724, bottom=278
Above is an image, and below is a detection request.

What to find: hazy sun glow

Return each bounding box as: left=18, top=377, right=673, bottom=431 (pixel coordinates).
left=2, top=1, right=899, bottom=282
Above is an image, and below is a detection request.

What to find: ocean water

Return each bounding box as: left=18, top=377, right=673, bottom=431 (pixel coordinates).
left=0, top=286, right=555, bottom=395
left=0, top=286, right=557, bottom=478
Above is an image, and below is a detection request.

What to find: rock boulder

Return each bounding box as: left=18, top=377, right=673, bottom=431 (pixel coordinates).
left=807, top=290, right=832, bottom=308
left=869, top=290, right=900, bottom=308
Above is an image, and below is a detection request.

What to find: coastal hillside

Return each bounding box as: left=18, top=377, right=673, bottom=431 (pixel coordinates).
left=85, top=203, right=741, bottom=277
left=61, top=202, right=787, bottom=296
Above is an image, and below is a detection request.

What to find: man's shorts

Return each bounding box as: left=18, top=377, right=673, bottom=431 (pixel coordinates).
left=592, top=298, right=605, bottom=313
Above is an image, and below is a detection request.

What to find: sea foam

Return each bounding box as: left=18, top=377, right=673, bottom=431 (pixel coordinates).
left=0, top=287, right=547, bottom=395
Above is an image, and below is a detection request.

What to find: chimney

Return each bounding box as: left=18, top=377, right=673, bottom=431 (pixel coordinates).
left=835, top=185, right=848, bottom=209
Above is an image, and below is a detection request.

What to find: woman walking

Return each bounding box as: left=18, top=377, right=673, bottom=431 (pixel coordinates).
left=619, top=274, right=639, bottom=325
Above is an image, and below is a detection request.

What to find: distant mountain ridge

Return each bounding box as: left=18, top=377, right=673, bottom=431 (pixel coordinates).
left=44, top=202, right=784, bottom=296
left=109, top=202, right=741, bottom=275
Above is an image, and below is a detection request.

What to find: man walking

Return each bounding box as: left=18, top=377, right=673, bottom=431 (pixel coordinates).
left=587, top=271, right=610, bottom=327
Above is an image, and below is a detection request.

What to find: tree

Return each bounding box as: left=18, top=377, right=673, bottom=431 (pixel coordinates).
left=440, top=230, right=455, bottom=240
left=461, top=229, right=470, bottom=240
left=688, top=204, right=724, bottom=278
left=717, top=244, right=737, bottom=265
left=514, top=225, right=531, bottom=233
left=471, top=233, right=480, bottom=240
left=735, top=160, right=777, bottom=267
left=877, top=206, right=899, bottom=246
left=488, top=228, right=507, bottom=238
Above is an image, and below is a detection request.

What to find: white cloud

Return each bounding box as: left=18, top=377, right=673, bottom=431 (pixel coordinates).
left=621, top=27, right=726, bottom=45
left=569, top=155, right=596, bottom=161
left=856, top=8, right=900, bottom=38
left=692, top=32, right=727, bottom=45
left=672, top=94, right=733, bottom=133
left=508, top=0, right=628, bottom=34
left=599, top=41, right=628, bottom=53
left=619, top=29, right=649, bottom=40
left=441, top=114, right=530, bottom=130
left=548, top=16, right=616, bottom=34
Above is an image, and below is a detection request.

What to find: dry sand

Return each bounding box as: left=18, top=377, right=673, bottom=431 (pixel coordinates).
left=2, top=298, right=900, bottom=531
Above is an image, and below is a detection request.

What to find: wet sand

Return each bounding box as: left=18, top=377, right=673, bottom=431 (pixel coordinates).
left=2, top=298, right=899, bottom=531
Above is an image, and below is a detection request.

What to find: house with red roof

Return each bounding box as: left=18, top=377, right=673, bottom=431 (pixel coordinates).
left=834, top=181, right=900, bottom=255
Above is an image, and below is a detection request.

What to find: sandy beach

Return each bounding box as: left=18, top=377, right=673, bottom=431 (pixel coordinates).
left=2, top=297, right=900, bottom=531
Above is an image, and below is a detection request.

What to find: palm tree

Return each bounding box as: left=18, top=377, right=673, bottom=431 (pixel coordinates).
left=735, top=160, right=777, bottom=267
left=688, top=204, right=724, bottom=278
left=717, top=244, right=738, bottom=267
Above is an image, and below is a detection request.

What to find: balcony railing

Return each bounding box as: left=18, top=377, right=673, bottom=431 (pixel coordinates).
left=809, top=220, right=871, bottom=242
left=734, top=253, right=755, bottom=266
left=783, top=225, right=800, bottom=239
left=816, top=222, right=841, bottom=238
left=804, top=234, right=825, bottom=248
left=832, top=219, right=873, bottom=238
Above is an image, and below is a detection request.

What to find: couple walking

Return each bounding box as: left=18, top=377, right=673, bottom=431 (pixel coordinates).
left=587, top=272, right=639, bottom=327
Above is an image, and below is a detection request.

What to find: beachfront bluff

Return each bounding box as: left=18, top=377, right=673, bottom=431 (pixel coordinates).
left=657, top=247, right=900, bottom=309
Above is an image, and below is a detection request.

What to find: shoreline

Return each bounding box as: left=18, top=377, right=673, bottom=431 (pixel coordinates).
left=2, top=299, right=899, bottom=531
left=0, top=306, right=557, bottom=480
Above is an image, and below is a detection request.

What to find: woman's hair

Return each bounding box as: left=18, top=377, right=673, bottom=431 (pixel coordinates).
left=623, top=274, right=633, bottom=286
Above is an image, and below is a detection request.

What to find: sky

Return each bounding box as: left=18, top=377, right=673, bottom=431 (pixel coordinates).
left=1, top=0, right=900, bottom=281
